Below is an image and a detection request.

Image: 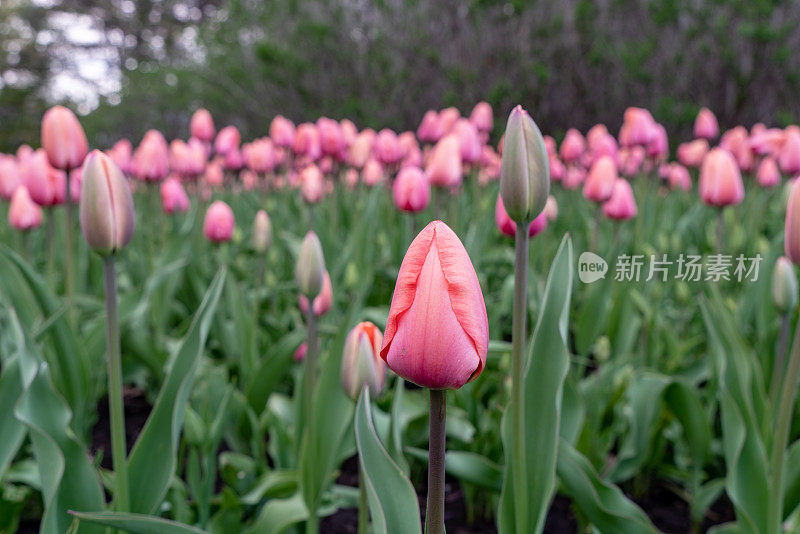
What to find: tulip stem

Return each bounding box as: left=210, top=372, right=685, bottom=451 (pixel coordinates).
left=358, top=462, right=369, bottom=534
left=769, top=317, right=800, bottom=534
left=103, top=256, right=129, bottom=514
left=46, top=210, right=55, bottom=286
left=770, top=314, right=791, bottom=408
left=426, top=388, right=446, bottom=534
left=64, top=179, right=76, bottom=326
left=303, top=306, right=319, bottom=534
left=716, top=208, right=724, bottom=255
left=511, top=222, right=529, bottom=530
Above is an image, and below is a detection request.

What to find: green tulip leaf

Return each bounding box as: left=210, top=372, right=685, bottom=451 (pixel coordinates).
left=69, top=511, right=208, bottom=534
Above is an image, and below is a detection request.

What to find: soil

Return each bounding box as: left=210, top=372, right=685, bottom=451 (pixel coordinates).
left=90, top=386, right=153, bottom=469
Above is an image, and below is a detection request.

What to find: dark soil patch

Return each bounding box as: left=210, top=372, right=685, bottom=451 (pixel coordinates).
left=90, top=386, right=152, bottom=469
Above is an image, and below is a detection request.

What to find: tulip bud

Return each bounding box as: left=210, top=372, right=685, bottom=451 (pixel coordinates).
left=252, top=210, right=272, bottom=253
left=499, top=106, right=550, bottom=223
left=79, top=150, right=136, bottom=256
left=341, top=322, right=386, bottom=401
left=8, top=185, right=42, bottom=231
left=773, top=257, right=798, bottom=314
left=298, top=271, right=332, bottom=316
left=203, top=201, right=235, bottom=243
left=296, top=231, right=326, bottom=298
left=41, top=105, right=88, bottom=171
left=381, top=221, right=488, bottom=389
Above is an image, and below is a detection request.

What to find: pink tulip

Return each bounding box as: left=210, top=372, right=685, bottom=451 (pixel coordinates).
left=562, top=166, right=585, bottom=189
left=469, top=101, right=493, bottom=133
left=8, top=185, right=42, bottom=231
left=549, top=156, right=565, bottom=182
left=23, top=149, right=65, bottom=207
left=190, top=109, right=215, bottom=142
left=161, top=176, right=190, bottom=214
left=583, top=156, right=618, bottom=203
left=619, top=107, right=656, bottom=146
left=0, top=156, right=21, bottom=199
left=438, top=107, right=461, bottom=133
left=495, top=194, right=547, bottom=238
left=646, top=124, right=668, bottom=161
left=41, top=105, right=88, bottom=170
left=544, top=195, right=558, bottom=221
left=426, top=135, right=462, bottom=187
left=340, top=119, right=358, bottom=146
left=786, top=179, right=800, bottom=264
left=294, top=342, right=308, bottom=362
left=16, top=144, right=33, bottom=160
left=243, top=138, right=276, bottom=174
left=380, top=220, right=488, bottom=389
left=270, top=115, right=296, bottom=148
left=698, top=148, right=744, bottom=207
left=300, top=164, right=325, bottom=203
left=619, top=146, right=646, bottom=177
left=602, top=179, right=637, bottom=220
left=756, top=157, right=780, bottom=188
left=345, top=168, right=359, bottom=188
left=373, top=129, right=404, bottom=166
left=133, top=130, right=170, bottom=181
left=694, top=107, right=719, bottom=140
left=560, top=128, right=585, bottom=163
left=203, top=200, right=235, bottom=243
left=417, top=110, right=445, bottom=144
left=589, top=132, right=619, bottom=165
left=361, top=159, right=384, bottom=187
left=299, top=271, right=333, bottom=317
left=779, top=128, right=800, bottom=175
left=317, top=117, right=347, bottom=159
left=393, top=166, right=430, bottom=213
left=214, top=126, right=241, bottom=156
left=668, top=164, right=692, bottom=191
left=677, top=139, right=710, bottom=168
left=205, top=160, right=224, bottom=188
left=293, top=123, right=322, bottom=161
left=69, top=168, right=82, bottom=203
left=453, top=119, right=481, bottom=165
left=750, top=128, right=786, bottom=157
left=108, top=139, right=133, bottom=174
left=348, top=129, right=376, bottom=168
left=341, top=321, right=386, bottom=400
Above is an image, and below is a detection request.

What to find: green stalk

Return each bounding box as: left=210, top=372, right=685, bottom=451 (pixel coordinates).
left=425, top=389, right=446, bottom=534
left=716, top=208, right=724, bottom=255
left=770, top=314, right=791, bottom=408
left=511, top=222, right=529, bottom=530
left=64, top=175, right=75, bottom=325
left=103, top=256, right=129, bottom=514
left=46, top=209, right=55, bottom=286
left=358, top=461, right=368, bottom=534
left=303, top=305, right=319, bottom=534
left=769, top=318, right=800, bottom=534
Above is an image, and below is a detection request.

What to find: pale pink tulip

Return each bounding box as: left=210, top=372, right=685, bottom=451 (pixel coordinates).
left=203, top=200, right=235, bottom=243
left=698, top=148, right=744, bottom=207
left=8, top=185, right=42, bottom=231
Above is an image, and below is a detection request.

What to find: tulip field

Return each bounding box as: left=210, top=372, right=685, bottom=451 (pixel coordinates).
left=2, top=101, right=800, bottom=534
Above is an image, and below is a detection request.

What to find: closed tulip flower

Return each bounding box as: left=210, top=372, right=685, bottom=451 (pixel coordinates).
left=23, top=150, right=65, bottom=207
left=694, top=107, right=719, bottom=140
left=373, top=128, right=404, bottom=166
left=108, top=139, right=133, bottom=174
left=341, top=322, right=386, bottom=401
left=190, top=109, right=215, bottom=142
left=560, top=128, right=585, bottom=163
left=668, top=164, right=692, bottom=191
left=160, top=176, right=190, bottom=214
left=438, top=107, right=461, bottom=133
left=773, top=256, right=798, bottom=314
left=79, top=150, right=136, bottom=255
left=41, top=105, right=88, bottom=170
left=495, top=194, right=548, bottom=238
left=270, top=115, right=296, bottom=148
left=0, top=156, right=20, bottom=199
left=252, top=210, right=272, bottom=253
left=133, top=130, right=170, bottom=181
left=779, top=128, right=800, bottom=175
left=583, top=155, right=618, bottom=203
left=293, top=123, right=322, bottom=161
left=348, top=129, right=376, bottom=169
left=619, top=107, right=657, bottom=147
left=677, top=139, right=710, bottom=168
left=317, top=117, right=347, bottom=159
left=785, top=180, right=800, bottom=265
left=602, top=179, right=637, bottom=220
left=417, top=110, right=445, bottom=144
left=544, top=195, right=558, bottom=221
left=758, top=157, right=781, bottom=188
left=499, top=106, right=550, bottom=222
left=469, top=101, right=493, bottom=133
left=453, top=119, right=482, bottom=165
left=203, top=200, right=235, bottom=243
left=361, top=159, right=385, bottom=187
left=380, top=221, right=488, bottom=390
left=296, top=231, right=326, bottom=298
left=300, top=164, right=325, bottom=203
left=698, top=148, right=744, bottom=207
left=426, top=135, right=462, bottom=187
left=393, top=166, right=430, bottom=213
left=299, top=271, right=332, bottom=317
left=214, top=126, right=241, bottom=156
left=8, top=185, right=42, bottom=231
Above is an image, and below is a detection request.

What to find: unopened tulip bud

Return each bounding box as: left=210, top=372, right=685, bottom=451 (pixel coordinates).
left=41, top=105, right=88, bottom=170
left=499, top=105, right=550, bottom=223
left=773, top=257, right=798, bottom=314
left=252, top=210, right=272, bottom=253
left=296, top=231, right=326, bottom=298
left=341, top=322, right=386, bottom=401
left=79, top=150, right=136, bottom=256
left=203, top=201, right=235, bottom=243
